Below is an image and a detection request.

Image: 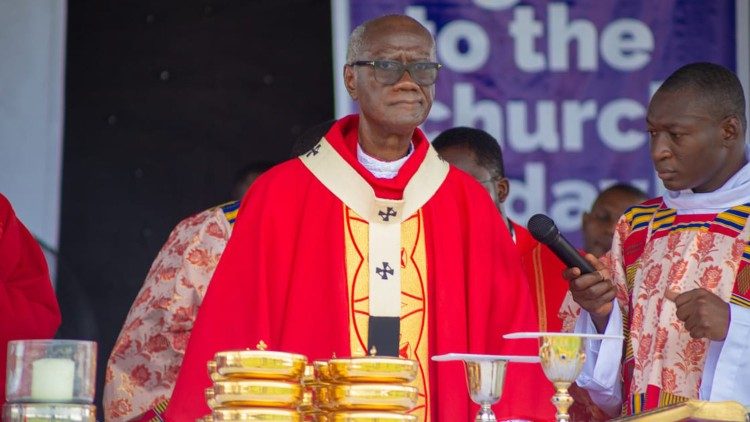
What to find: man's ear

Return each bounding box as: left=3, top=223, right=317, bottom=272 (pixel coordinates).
left=344, top=65, right=358, bottom=100
left=719, top=115, right=742, bottom=147
left=495, top=177, right=510, bottom=203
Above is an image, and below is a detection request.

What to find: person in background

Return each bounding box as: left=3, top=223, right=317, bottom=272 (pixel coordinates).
left=432, top=127, right=570, bottom=333
left=581, top=183, right=647, bottom=258
left=103, top=123, right=336, bottom=421
left=230, top=161, right=276, bottom=201
left=0, top=193, right=61, bottom=403
left=563, top=62, right=750, bottom=415
left=165, top=14, right=549, bottom=421
left=103, top=162, right=276, bottom=421
left=433, top=129, right=650, bottom=421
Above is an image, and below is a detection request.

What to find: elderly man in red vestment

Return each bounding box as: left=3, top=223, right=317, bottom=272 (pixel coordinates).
left=0, top=193, right=61, bottom=403
left=165, top=15, right=550, bottom=421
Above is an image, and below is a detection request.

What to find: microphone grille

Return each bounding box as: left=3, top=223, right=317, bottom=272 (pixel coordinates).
left=527, top=214, right=559, bottom=245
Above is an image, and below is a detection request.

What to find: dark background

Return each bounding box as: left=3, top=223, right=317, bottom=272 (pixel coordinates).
left=56, top=0, right=333, bottom=415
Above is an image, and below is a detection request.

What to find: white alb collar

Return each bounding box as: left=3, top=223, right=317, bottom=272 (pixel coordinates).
left=663, top=147, right=750, bottom=214
left=356, top=142, right=414, bottom=179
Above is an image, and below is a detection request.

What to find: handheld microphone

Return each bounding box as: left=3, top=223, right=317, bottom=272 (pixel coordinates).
left=527, top=214, right=596, bottom=274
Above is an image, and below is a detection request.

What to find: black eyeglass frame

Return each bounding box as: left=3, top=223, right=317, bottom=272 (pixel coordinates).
left=348, top=60, right=443, bottom=86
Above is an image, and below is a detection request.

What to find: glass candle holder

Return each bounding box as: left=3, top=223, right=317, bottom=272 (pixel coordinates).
left=6, top=339, right=96, bottom=404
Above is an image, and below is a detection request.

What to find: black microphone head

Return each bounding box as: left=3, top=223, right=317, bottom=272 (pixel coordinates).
left=527, top=214, right=559, bottom=245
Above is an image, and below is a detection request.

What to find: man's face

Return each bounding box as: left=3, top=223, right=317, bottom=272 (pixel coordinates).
left=647, top=88, right=729, bottom=193
left=582, top=190, right=644, bottom=257
left=345, top=20, right=435, bottom=133
left=437, top=145, right=507, bottom=211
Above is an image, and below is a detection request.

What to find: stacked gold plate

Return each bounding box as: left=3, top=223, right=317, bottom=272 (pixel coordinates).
left=309, top=356, right=419, bottom=422
left=201, top=345, right=308, bottom=421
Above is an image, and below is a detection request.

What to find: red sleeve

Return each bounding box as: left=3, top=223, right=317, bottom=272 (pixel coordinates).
left=0, top=195, right=61, bottom=401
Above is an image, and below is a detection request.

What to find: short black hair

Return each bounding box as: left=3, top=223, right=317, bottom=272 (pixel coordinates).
left=600, top=183, right=647, bottom=201
left=233, top=161, right=276, bottom=186
left=432, top=127, right=505, bottom=178
left=658, top=62, right=747, bottom=132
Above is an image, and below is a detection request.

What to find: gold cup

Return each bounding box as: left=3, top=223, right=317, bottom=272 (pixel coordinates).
left=538, top=335, right=586, bottom=422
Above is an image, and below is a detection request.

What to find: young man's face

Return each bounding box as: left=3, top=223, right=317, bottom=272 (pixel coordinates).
left=647, top=88, right=731, bottom=193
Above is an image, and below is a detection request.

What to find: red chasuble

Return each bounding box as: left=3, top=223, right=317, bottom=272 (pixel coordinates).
left=0, top=194, right=61, bottom=403
left=512, top=222, right=569, bottom=333
left=165, top=115, right=553, bottom=421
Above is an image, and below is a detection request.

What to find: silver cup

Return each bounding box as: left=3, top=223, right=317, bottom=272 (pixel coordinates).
left=463, top=359, right=508, bottom=422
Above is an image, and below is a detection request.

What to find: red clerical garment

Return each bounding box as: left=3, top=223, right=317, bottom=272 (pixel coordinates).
left=0, top=194, right=61, bottom=403
left=512, top=222, right=569, bottom=333
left=165, top=115, right=553, bottom=421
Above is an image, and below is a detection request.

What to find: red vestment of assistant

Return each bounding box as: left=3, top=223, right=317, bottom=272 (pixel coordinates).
left=165, top=115, right=552, bottom=421
left=0, top=194, right=61, bottom=403
left=512, top=221, right=569, bottom=333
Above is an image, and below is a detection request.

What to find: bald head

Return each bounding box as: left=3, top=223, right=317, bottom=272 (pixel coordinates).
left=347, top=15, right=435, bottom=64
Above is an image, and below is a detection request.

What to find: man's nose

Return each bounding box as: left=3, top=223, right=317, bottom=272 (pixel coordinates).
left=394, top=68, right=418, bottom=88
left=650, top=132, right=672, bottom=161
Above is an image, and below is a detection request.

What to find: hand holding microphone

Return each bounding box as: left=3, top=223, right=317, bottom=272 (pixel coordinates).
left=527, top=214, right=616, bottom=332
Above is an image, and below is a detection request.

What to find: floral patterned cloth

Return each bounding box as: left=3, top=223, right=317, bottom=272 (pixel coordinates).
left=103, top=202, right=237, bottom=421
left=561, top=197, right=750, bottom=413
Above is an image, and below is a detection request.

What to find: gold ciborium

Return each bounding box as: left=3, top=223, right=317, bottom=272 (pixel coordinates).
left=432, top=353, right=540, bottom=422
left=504, top=332, right=623, bottom=422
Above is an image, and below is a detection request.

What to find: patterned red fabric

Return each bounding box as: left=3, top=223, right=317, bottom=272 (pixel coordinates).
left=103, top=206, right=233, bottom=421
left=164, top=115, right=553, bottom=421
left=0, top=194, right=61, bottom=403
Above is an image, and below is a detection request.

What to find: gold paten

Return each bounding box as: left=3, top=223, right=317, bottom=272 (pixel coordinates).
left=214, top=349, right=307, bottom=380
left=330, top=411, right=417, bottom=422
left=612, top=399, right=748, bottom=421
left=328, top=357, right=418, bottom=383
left=329, top=384, right=418, bottom=412
left=212, top=407, right=301, bottom=421
left=213, top=380, right=303, bottom=408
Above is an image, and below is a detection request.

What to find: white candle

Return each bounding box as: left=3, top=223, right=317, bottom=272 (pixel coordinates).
left=31, top=358, right=75, bottom=402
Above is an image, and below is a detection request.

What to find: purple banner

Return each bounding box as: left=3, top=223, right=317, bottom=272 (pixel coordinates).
left=335, top=0, right=738, bottom=246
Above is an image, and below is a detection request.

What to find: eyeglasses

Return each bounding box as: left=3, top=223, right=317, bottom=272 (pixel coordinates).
left=349, top=60, right=442, bottom=86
